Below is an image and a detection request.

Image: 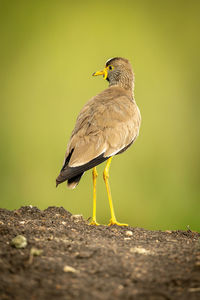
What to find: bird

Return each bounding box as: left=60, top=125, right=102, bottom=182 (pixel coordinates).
left=56, top=57, right=141, bottom=226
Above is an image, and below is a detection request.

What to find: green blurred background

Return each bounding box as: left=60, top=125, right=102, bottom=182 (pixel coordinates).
left=0, top=0, right=199, bottom=230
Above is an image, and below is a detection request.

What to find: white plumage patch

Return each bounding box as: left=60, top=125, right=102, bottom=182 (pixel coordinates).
left=105, top=57, right=114, bottom=65
left=107, top=145, right=126, bottom=157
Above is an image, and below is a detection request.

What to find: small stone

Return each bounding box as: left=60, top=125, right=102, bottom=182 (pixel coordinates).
left=63, top=265, right=78, bottom=273
left=117, top=284, right=124, bottom=290
left=56, top=284, right=62, bottom=289
left=188, top=287, right=200, bottom=292
left=71, top=214, right=83, bottom=219
left=124, top=237, right=131, bottom=241
left=130, top=247, right=152, bottom=255
left=27, top=247, right=43, bottom=264
left=19, top=221, right=25, bottom=224
left=11, top=235, right=27, bottom=249
left=71, top=215, right=83, bottom=222
left=125, top=230, right=133, bottom=236
left=30, top=247, right=43, bottom=256
left=75, top=250, right=94, bottom=258
left=47, top=235, right=54, bottom=241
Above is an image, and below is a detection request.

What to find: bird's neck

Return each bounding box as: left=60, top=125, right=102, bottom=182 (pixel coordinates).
left=108, top=72, right=134, bottom=96
left=109, top=81, right=134, bottom=99
left=107, top=85, right=134, bottom=100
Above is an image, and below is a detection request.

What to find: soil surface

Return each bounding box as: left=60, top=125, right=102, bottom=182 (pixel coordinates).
left=0, top=206, right=200, bottom=300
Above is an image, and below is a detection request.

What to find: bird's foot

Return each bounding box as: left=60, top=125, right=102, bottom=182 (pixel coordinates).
left=108, top=218, right=128, bottom=226
left=89, top=219, right=100, bottom=226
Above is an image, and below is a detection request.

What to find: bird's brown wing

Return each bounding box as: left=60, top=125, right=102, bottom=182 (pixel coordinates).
left=56, top=87, right=141, bottom=187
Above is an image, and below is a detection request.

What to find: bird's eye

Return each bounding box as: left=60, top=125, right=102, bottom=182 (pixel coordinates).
left=109, top=65, right=113, bottom=70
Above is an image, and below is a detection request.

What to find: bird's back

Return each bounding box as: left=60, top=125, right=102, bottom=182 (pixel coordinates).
left=56, top=85, right=141, bottom=188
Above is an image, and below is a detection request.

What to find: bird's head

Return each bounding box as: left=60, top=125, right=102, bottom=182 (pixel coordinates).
left=92, top=57, right=134, bottom=91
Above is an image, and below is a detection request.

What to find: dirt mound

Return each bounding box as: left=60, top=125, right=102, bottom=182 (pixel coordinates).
left=0, top=206, right=199, bottom=300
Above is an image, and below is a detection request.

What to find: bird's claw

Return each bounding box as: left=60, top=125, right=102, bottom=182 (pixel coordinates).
left=89, top=220, right=100, bottom=226
left=108, top=219, right=128, bottom=226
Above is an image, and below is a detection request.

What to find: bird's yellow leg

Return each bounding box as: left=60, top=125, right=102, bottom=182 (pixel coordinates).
left=103, top=157, right=128, bottom=226
left=89, top=167, right=99, bottom=225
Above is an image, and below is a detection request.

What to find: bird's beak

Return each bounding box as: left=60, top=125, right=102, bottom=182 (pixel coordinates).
left=92, top=67, right=108, bottom=80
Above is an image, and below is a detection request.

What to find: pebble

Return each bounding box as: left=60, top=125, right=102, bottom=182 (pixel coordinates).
left=71, top=214, right=83, bottom=219
left=30, top=247, right=43, bottom=256
left=71, top=215, right=83, bottom=222
left=63, top=265, right=78, bottom=273
left=11, top=235, right=27, bottom=249
left=75, top=250, right=94, bottom=258
left=130, top=247, right=152, bottom=255
left=125, top=230, right=133, bottom=237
